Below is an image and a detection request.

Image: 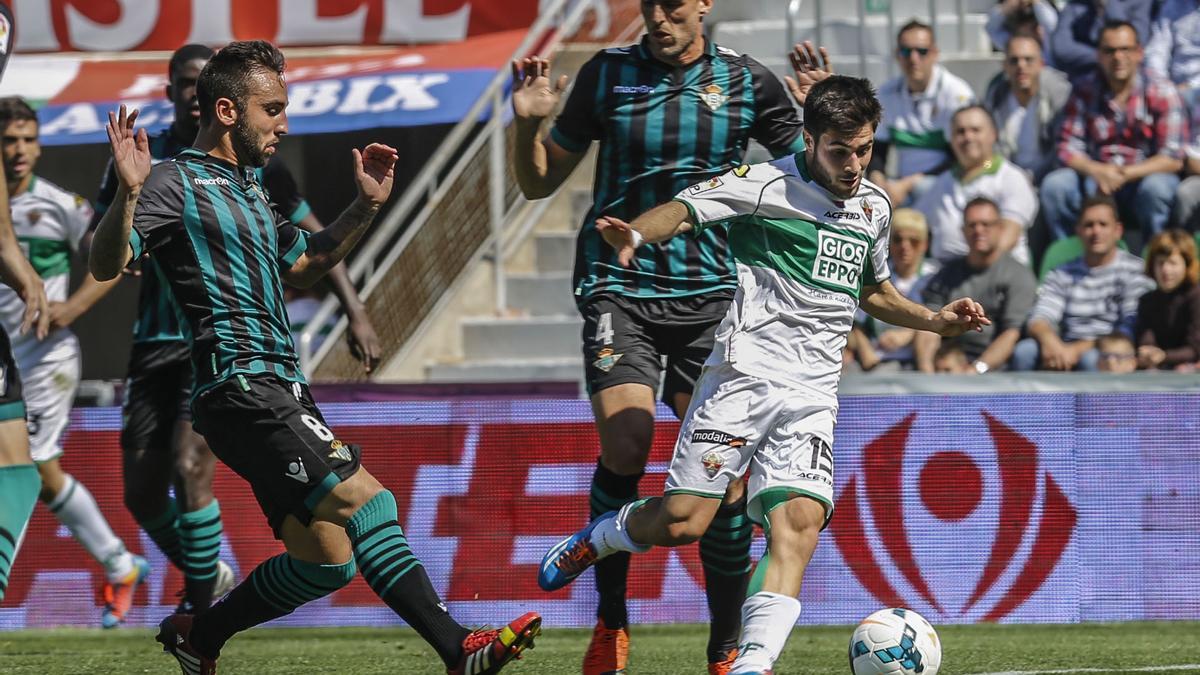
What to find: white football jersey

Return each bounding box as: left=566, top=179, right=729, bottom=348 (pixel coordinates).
left=674, top=154, right=892, bottom=403
left=0, top=176, right=92, bottom=366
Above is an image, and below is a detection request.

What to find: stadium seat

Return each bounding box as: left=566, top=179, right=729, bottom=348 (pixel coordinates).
left=1039, top=236, right=1129, bottom=280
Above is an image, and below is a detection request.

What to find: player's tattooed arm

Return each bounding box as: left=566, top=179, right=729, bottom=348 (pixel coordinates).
left=91, top=105, right=149, bottom=281
left=595, top=201, right=695, bottom=267
left=861, top=280, right=991, bottom=337
left=283, top=143, right=398, bottom=287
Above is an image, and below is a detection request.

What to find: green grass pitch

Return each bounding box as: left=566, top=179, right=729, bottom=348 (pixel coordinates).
left=1, top=622, right=1197, bottom=674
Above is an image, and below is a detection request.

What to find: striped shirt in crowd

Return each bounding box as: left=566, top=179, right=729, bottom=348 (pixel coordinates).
left=1057, top=70, right=1188, bottom=168
left=1029, top=250, right=1155, bottom=342
left=551, top=37, right=805, bottom=304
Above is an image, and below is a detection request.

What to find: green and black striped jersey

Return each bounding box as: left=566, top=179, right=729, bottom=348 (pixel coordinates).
left=95, top=126, right=313, bottom=345
left=129, top=149, right=310, bottom=396
left=551, top=37, right=806, bottom=303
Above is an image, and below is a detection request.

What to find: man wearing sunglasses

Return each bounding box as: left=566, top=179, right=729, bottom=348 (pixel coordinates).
left=983, top=34, right=1071, bottom=183
left=870, top=20, right=975, bottom=206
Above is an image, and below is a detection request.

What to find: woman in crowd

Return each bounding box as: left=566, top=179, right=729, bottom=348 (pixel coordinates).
left=1136, top=230, right=1200, bottom=370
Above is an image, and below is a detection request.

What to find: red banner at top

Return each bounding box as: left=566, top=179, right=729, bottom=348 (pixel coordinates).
left=10, top=0, right=543, bottom=52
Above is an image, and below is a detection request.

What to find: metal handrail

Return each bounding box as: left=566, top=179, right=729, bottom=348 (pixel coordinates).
left=298, top=0, right=593, bottom=374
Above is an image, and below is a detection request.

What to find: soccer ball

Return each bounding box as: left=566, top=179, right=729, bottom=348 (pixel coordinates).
left=848, top=608, right=942, bottom=675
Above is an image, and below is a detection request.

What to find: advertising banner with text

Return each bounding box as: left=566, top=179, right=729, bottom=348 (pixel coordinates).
left=2, top=393, right=1197, bottom=629
left=0, top=30, right=524, bottom=146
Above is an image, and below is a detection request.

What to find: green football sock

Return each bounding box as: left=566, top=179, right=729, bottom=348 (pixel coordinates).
left=191, top=553, right=355, bottom=658
left=701, top=496, right=754, bottom=662
left=135, top=498, right=185, bottom=570
left=0, top=464, right=40, bottom=601
left=347, top=490, right=468, bottom=668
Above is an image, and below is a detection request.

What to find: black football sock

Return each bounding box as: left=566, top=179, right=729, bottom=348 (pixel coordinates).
left=590, top=459, right=643, bottom=630
left=347, top=490, right=470, bottom=668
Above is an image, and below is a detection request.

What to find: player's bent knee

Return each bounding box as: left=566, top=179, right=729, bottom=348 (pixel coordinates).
left=313, top=468, right=386, bottom=525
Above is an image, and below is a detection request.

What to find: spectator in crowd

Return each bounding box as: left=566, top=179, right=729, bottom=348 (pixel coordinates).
left=1051, top=0, right=1153, bottom=83
left=870, top=20, right=975, bottom=206
left=1041, top=20, right=1187, bottom=244
left=1096, top=332, right=1139, bottom=372
left=1145, top=0, right=1200, bottom=110
left=1013, top=195, right=1154, bottom=370
left=915, top=197, right=1037, bottom=374
left=914, top=105, right=1038, bottom=264
left=1171, top=107, right=1200, bottom=230
left=983, top=34, right=1071, bottom=182
left=933, top=342, right=972, bottom=373
left=987, top=0, right=1060, bottom=66
left=1135, top=230, right=1200, bottom=369
left=845, top=209, right=940, bottom=371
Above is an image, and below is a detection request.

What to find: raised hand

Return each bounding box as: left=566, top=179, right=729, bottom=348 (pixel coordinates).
left=353, top=143, right=399, bottom=207
left=595, top=216, right=639, bottom=268
left=511, top=57, right=568, bottom=122
left=106, top=104, right=151, bottom=191
left=784, top=41, right=834, bottom=108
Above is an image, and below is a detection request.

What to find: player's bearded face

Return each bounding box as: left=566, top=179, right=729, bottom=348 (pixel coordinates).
left=232, top=74, right=289, bottom=168
left=807, top=125, right=874, bottom=200
left=642, top=0, right=710, bottom=60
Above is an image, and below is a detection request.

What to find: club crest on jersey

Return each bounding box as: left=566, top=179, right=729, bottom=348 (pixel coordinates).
left=26, top=209, right=40, bottom=224
left=700, top=83, right=729, bottom=111
left=861, top=200, right=873, bottom=222
left=688, top=176, right=724, bottom=195
left=593, top=347, right=623, bottom=373
left=328, top=440, right=354, bottom=462
left=701, top=450, right=726, bottom=477
left=813, top=230, right=868, bottom=290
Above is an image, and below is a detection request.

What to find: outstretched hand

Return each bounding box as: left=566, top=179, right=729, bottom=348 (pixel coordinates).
left=785, top=41, right=834, bottom=108
left=353, top=144, right=399, bottom=207
left=106, top=104, right=151, bottom=190
left=511, top=56, right=568, bottom=121
left=595, top=216, right=640, bottom=268
left=934, top=297, right=991, bottom=337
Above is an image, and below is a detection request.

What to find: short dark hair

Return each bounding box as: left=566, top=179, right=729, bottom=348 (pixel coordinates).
left=1099, top=18, right=1140, bottom=45
left=803, top=76, right=882, bottom=143
left=197, top=40, right=286, bottom=125
left=1006, top=33, right=1043, bottom=54
left=0, top=96, right=37, bottom=130
left=964, top=196, right=1000, bottom=216
left=168, top=43, right=215, bottom=80
left=897, top=19, right=935, bottom=45
left=1079, top=193, right=1119, bottom=221
left=951, top=104, right=997, bottom=133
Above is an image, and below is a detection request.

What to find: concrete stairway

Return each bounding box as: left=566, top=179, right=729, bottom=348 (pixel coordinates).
left=424, top=204, right=586, bottom=387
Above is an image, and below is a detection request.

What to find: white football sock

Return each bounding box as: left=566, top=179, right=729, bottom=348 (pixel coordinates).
left=590, top=500, right=651, bottom=556
left=730, top=592, right=802, bottom=674
left=48, top=474, right=134, bottom=583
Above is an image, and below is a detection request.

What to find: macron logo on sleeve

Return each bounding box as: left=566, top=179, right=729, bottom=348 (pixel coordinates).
left=193, top=177, right=230, bottom=186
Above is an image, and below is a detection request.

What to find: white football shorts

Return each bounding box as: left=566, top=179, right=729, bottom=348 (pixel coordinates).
left=664, top=362, right=836, bottom=528
left=25, top=355, right=80, bottom=463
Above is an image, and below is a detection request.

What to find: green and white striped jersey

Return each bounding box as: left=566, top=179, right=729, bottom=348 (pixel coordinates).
left=0, top=176, right=92, bottom=366
left=674, top=153, right=892, bottom=402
